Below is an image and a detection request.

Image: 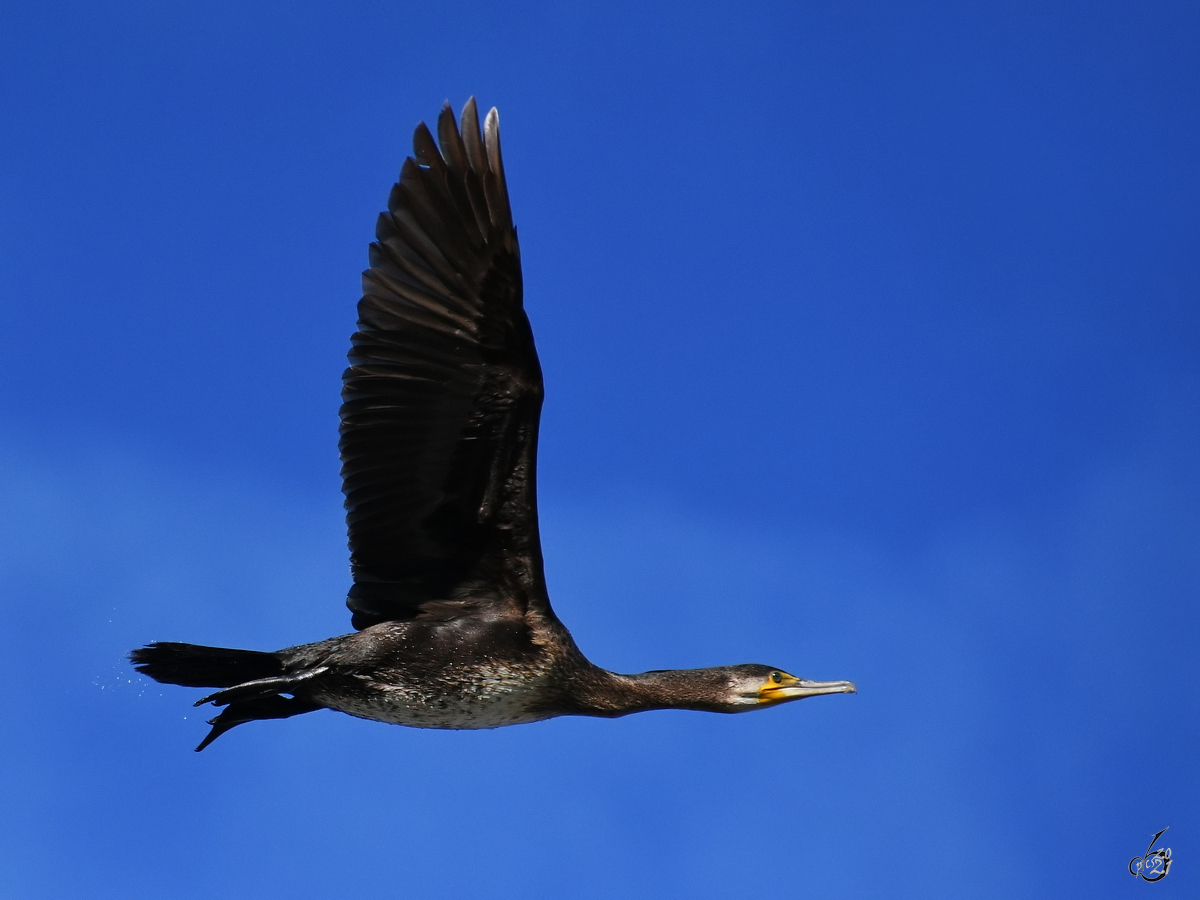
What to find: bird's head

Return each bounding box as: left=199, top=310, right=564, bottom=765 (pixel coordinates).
left=722, top=663, right=857, bottom=711
left=620, top=663, right=856, bottom=714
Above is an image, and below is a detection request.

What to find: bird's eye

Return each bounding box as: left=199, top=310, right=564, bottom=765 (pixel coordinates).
left=770, top=671, right=783, bottom=684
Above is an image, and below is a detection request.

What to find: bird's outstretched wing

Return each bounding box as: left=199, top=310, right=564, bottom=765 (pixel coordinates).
left=339, top=98, right=548, bottom=630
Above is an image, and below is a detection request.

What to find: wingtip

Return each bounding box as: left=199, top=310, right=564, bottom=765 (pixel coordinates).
left=461, top=96, right=480, bottom=133
left=411, top=120, right=440, bottom=165
left=483, top=106, right=506, bottom=186
left=484, top=107, right=501, bottom=152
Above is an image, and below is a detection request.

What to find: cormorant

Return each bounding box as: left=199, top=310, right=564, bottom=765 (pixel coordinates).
left=131, top=98, right=856, bottom=751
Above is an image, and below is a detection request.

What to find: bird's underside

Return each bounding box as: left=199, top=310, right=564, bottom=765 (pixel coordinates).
left=130, top=98, right=856, bottom=751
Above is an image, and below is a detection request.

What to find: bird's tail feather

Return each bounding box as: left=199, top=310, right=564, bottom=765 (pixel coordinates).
left=130, top=641, right=283, bottom=687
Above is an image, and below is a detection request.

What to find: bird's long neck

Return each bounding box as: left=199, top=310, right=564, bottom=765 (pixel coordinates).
left=565, top=666, right=734, bottom=717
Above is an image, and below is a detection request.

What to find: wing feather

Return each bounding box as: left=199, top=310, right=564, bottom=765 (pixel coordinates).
left=339, top=99, right=548, bottom=630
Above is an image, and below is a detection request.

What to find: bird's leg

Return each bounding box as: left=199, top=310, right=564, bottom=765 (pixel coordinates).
left=194, top=666, right=330, bottom=708
left=196, top=695, right=324, bottom=751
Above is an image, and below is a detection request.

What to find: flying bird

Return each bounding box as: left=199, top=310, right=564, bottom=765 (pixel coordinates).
left=131, top=98, right=856, bottom=751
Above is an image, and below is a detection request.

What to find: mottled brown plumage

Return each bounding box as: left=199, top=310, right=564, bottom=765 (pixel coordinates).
left=130, top=99, right=855, bottom=751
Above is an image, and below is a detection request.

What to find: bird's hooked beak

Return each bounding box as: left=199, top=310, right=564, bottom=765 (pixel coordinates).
left=758, top=673, right=857, bottom=704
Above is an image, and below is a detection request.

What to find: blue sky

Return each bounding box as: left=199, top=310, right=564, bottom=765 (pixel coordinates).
left=1, top=2, right=1197, bottom=897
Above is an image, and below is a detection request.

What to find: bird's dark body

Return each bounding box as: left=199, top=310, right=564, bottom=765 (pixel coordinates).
left=131, top=98, right=855, bottom=750
left=287, top=617, right=560, bottom=730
